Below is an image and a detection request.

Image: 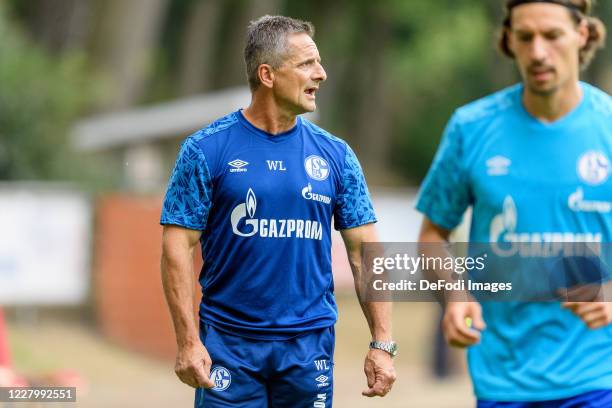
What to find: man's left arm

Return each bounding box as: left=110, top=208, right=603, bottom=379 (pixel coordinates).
left=340, top=223, right=396, bottom=398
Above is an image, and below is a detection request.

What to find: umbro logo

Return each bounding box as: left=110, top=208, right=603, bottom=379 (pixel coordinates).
left=229, top=159, right=248, bottom=173
left=315, top=375, right=329, bottom=387
left=486, top=156, right=511, bottom=176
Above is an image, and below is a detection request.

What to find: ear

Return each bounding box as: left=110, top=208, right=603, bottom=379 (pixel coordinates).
left=576, top=19, right=589, bottom=48
left=257, top=64, right=274, bottom=89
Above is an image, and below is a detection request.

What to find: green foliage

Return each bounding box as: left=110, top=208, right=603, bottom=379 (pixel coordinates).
left=386, top=1, right=498, bottom=180
left=1, top=0, right=609, bottom=186
left=0, top=4, right=92, bottom=181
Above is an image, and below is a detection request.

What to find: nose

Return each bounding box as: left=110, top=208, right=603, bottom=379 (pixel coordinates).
left=313, top=61, right=327, bottom=82
left=529, top=36, right=548, bottom=62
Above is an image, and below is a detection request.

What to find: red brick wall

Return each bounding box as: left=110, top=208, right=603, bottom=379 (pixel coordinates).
left=94, top=195, right=200, bottom=360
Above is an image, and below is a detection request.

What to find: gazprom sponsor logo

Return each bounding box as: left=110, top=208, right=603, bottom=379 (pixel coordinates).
left=314, top=393, right=327, bottom=408
left=230, top=188, right=323, bottom=240
left=302, top=184, right=331, bottom=205
left=568, top=187, right=611, bottom=213
left=489, top=195, right=601, bottom=257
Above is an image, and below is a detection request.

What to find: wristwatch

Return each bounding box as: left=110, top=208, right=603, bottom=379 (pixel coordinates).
left=369, top=341, right=398, bottom=358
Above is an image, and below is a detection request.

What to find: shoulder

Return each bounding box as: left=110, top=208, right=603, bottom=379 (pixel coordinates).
left=175, top=112, right=241, bottom=176
left=584, top=82, right=612, bottom=117
left=301, top=117, right=350, bottom=155
left=187, top=111, right=241, bottom=150
left=452, top=84, right=522, bottom=126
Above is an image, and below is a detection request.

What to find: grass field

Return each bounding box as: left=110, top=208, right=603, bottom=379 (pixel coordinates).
left=7, top=296, right=474, bottom=407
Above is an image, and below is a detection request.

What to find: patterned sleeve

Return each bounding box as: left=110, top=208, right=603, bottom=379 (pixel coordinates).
left=333, top=144, right=377, bottom=230
left=160, top=137, right=212, bottom=230
left=415, top=114, right=472, bottom=230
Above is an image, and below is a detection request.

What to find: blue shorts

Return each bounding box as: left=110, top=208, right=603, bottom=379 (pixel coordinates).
left=477, top=389, right=612, bottom=408
left=195, top=324, right=335, bottom=407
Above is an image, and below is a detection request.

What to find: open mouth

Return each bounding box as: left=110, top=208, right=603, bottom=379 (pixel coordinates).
left=304, top=87, right=317, bottom=97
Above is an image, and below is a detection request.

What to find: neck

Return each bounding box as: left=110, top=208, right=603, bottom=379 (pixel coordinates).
left=522, top=80, right=583, bottom=123
left=242, top=92, right=298, bottom=135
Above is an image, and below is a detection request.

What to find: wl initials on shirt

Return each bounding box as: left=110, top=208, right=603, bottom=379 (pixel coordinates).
left=267, top=160, right=287, bottom=171
left=314, top=359, right=329, bottom=371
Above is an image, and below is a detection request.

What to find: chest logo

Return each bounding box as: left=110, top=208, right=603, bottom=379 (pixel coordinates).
left=577, top=151, right=609, bottom=186
left=302, top=183, right=331, bottom=205
left=568, top=187, right=611, bottom=213
left=486, top=156, right=511, bottom=176
left=304, top=155, right=330, bottom=181
left=266, top=160, right=287, bottom=171
left=228, top=159, right=248, bottom=173
left=230, top=188, right=323, bottom=240
left=489, top=195, right=601, bottom=257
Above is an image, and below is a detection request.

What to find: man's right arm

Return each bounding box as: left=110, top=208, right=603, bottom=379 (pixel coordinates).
left=161, top=225, right=214, bottom=388
left=418, top=217, right=485, bottom=348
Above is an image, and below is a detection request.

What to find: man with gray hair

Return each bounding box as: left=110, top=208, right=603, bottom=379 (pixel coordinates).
left=160, top=15, right=396, bottom=407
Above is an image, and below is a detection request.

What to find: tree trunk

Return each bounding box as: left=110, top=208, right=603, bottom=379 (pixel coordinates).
left=177, top=0, right=223, bottom=96
left=346, top=4, right=395, bottom=185
left=22, top=0, right=93, bottom=53
left=89, top=0, right=170, bottom=110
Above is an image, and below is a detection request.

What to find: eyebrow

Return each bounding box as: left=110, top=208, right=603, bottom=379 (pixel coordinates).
left=513, top=27, right=565, bottom=35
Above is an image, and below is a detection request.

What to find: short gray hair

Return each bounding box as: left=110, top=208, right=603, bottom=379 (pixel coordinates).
left=244, top=15, right=315, bottom=91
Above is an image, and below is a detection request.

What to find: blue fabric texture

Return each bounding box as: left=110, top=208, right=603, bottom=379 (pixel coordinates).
left=334, top=144, right=377, bottom=230
left=161, top=137, right=213, bottom=230
left=477, top=389, right=612, bottom=408
left=195, top=325, right=334, bottom=407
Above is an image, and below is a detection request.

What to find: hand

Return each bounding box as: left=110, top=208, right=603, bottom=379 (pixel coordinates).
left=174, top=342, right=215, bottom=388
left=442, top=301, right=486, bottom=348
left=362, top=349, right=396, bottom=397
left=562, top=301, right=612, bottom=329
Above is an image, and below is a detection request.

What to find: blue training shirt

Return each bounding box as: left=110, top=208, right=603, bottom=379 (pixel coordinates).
left=161, top=110, right=376, bottom=340
left=417, top=82, right=612, bottom=401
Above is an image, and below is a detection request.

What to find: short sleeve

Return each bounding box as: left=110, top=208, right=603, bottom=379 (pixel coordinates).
left=415, top=114, right=472, bottom=230
left=333, top=144, right=377, bottom=230
left=160, top=137, right=212, bottom=230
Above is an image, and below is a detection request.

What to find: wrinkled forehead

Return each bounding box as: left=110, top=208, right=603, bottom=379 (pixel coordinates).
left=510, top=3, right=577, bottom=31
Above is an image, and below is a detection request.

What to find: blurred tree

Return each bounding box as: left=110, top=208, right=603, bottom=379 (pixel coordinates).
left=587, top=0, right=612, bottom=90
left=8, top=0, right=93, bottom=53
left=2, top=0, right=610, bottom=185
left=177, top=0, right=224, bottom=95
left=89, top=0, right=170, bottom=110
left=0, top=4, right=99, bottom=182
